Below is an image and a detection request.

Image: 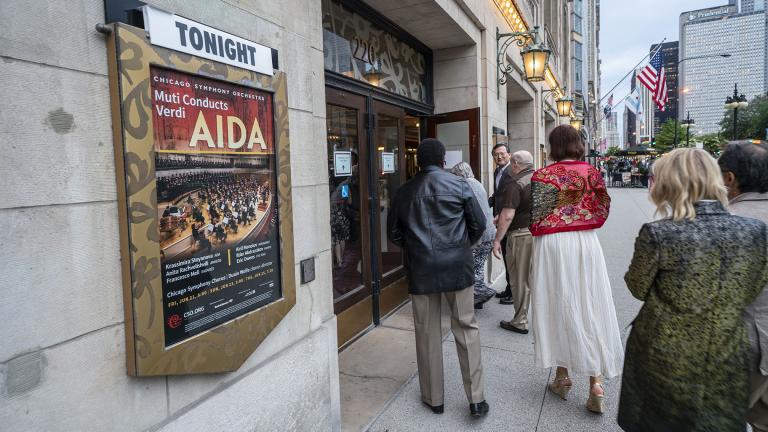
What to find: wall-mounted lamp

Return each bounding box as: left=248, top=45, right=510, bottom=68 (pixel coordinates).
left=542, top=88, right=573, bottom=119
left=496, top=26, right=551, bottom=93
left=556, top=96, right=573, bottom=117
left=363, top=62, right=382, bottom=87
left=570, top=116, right=583, bottom=130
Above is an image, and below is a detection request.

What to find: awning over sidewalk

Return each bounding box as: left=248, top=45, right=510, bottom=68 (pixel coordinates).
left=618, top=146, right=659, bottom=156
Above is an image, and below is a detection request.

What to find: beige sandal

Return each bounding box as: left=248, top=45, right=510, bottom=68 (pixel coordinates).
left=548, top=376, right=572, bottom=400
left=586, top=383, right=605, bottom=414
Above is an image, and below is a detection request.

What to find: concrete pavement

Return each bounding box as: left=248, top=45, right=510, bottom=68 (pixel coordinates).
left=357, top=188, right=656, bottom=432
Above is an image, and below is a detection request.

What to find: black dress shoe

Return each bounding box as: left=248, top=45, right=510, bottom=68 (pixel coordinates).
left=499, top=296, right=514, bottom=305
left=499, top=320, right=528, bottom=334
left=469, top=400, right=489, bottom=418
left=474, top=302, right=484, bottom=310
left=423, top=401, right=444, bottom=414
left=495, top=290, right=511, bottom=298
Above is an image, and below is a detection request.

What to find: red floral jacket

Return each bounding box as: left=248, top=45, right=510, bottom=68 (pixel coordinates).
left=530, top=161, right=611, bottom=237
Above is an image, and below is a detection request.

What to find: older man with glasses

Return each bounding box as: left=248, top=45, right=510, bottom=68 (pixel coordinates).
left=489, top=143, right=514, bottom=303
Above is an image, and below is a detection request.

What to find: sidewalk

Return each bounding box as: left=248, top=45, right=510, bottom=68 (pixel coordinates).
left=341, top=189, right=655, bottom=432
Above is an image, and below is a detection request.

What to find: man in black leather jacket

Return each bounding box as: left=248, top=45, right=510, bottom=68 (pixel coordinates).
left=388, top=138, right=489, bottom=418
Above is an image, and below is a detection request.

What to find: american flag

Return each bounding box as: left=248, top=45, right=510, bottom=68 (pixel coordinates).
left=603, top=94, right=614, bottom=120
left=637, top=49, right=667, bottom=111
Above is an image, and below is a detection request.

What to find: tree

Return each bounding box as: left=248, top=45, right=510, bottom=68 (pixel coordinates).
left=697, top=133, right=727, bottom=156
left=606, top=146, right=620, bottom=156
left=655, top=119, right=688, bottom=152
left=720, top=95, right=768, bottom=140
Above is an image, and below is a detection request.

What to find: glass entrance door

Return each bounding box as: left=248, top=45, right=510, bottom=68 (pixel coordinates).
left=372, top=101, right=409, bottom=317
left=326, top=88, right=373, bottom=346
left=427, top=108, right=480, bottom=177
left=326, top=88, right=416, bottom=347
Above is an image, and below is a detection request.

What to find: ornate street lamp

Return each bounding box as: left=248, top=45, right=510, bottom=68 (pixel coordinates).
left=680, top=111, right=695, bottom=147
left=496, top=26, right=552, bottom=92
left=542, top=88, right=573, bottom=118
left=725, top=83, right=748, bottom=140
left=521, top=37, right=550, bottom=82
left=556, top=94, right=574, bottom=117
left=570, top=116, right=583, bottom=130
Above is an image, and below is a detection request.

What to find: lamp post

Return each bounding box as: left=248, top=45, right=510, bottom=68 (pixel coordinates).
left=724, top=83, right=748, bottom=140
left=678, top=53, right=731, bottom=65
left=680, top=111, right=695, bottom=147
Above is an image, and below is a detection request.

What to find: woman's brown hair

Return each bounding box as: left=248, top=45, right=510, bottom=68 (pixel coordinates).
left=548, top=125, right=585, bottom=161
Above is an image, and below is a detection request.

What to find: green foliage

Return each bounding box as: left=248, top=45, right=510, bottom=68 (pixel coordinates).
left=655, top=119, right=689, bottom=152
left=720, top=95, right=768, bottom=140
left=606, top=146, right=620, bottom=156
left=697, top=133, right=728, bottom=156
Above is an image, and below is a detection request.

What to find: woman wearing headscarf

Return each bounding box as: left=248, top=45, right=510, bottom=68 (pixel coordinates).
left=450, top=162, right=496, bottom=309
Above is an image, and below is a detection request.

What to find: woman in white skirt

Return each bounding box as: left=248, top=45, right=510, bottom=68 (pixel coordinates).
left=529, top=125, right=624, bottom=414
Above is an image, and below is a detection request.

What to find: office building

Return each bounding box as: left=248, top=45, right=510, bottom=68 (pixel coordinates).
left=731, top=0, right=766, bottom=12
left=651, top=42, right=679, bottom=136
left=601, top=111, right=621, bottom=149
left=680, top=4, right=767, bottom=134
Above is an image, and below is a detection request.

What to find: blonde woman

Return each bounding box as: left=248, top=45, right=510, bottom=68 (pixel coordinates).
left=619, top=148, right=768, bottom=432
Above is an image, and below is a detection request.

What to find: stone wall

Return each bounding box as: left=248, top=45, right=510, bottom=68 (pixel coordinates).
left=0, top=1, right=340, bottom=430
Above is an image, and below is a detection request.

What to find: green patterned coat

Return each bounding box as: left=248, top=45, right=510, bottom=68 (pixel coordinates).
left=618, top=201, right=768, bottom=432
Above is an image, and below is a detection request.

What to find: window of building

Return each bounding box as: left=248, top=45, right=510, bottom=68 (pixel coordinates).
left=574, top=41, right=583, bottom=61
left=573, top=14, right=582, bottom=34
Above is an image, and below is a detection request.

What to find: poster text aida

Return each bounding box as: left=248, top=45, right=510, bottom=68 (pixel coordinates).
left=153, top=89, right=268, bottom=150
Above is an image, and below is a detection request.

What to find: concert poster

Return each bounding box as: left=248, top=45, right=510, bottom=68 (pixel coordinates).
left=150, top=66, right=282, bottom=347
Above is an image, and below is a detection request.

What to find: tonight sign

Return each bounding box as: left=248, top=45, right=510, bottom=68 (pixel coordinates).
left=142, top=6, right=274, bottom=76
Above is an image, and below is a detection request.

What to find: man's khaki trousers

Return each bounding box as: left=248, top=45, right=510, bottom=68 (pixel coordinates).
left=748, top=371, right=768, bottom=431
left=411, top=286, right=485, bottom=406
left=505, top=228, right=533, bottom=330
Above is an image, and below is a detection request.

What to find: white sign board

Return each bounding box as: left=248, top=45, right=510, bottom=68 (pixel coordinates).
left=334, top=151, right=352, bottom=177
left=381, top=152, right=396, bottom=173
left=445, top=151, right=463, bottom=169
left=143, top=6, right=273, bottom=76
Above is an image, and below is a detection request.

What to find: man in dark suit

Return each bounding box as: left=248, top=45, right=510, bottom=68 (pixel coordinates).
left=489, top=143, right=514, bottom=302
left=389, top=138, right=489, bottom=418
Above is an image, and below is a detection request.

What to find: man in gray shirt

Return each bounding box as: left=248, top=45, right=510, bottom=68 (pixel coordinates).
left=492, top=151, right=534, bottom=334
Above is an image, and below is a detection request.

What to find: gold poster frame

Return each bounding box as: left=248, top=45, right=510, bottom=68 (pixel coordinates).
left=106, top=23, right=296, bottom=376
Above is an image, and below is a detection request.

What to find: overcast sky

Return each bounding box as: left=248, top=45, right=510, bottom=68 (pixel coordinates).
left=600, top=0, right=726, bottom=125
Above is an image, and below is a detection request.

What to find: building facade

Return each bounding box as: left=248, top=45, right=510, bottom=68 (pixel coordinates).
left=601, top=110, right=621, bottom=149
left=638, top=82, right=655, bottom=144
left=680, top=4, right=767, bottom=134
left=0, top=0, right=584, bottom=430
left=731, top=0, right=766, bottom=13
left=571, top=0, right=601, bottom=153
left=651, top=41, right=679, bottom=136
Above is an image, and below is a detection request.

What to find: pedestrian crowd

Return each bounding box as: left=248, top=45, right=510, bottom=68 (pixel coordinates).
left=388, top=124, right=768, bottom=431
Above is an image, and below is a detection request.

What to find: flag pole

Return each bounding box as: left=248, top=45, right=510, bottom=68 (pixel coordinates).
left=600, top=38, right=667, bottom=103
